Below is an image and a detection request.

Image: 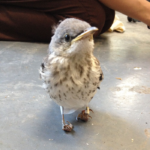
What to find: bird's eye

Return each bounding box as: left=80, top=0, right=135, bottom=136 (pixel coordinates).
left=65, top=34, right=71, bottom=42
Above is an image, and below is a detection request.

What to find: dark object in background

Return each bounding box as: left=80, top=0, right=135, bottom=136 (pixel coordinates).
left=127, top=17, right=137, bottom=22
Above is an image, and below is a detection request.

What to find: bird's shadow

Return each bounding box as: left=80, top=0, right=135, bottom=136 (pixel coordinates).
left=35, top=101, right=89, bottom=137
left=34, top=101, right=149, bottom=149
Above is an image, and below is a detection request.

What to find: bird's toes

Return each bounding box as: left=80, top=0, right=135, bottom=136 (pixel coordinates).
left=89, top=109, right=94, bottom=112
left=62, top=121, right=73, bottom=132
left=76, top=112, right=92, bottom=122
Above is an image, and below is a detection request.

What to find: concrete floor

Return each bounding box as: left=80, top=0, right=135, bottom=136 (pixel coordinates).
left=0, top=12, right=150, bottom=150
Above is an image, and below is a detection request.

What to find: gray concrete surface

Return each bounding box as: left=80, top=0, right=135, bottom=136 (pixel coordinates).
left=0, top=12, right=150, bottom=150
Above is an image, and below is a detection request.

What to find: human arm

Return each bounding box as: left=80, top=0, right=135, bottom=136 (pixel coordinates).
left=99, top=0, right=150, bottom=26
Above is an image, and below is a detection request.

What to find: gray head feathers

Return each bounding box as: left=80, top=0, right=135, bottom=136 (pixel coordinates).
left=49, top=18, right=96, bottom=56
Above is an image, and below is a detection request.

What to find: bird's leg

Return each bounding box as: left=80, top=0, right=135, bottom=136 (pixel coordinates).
left=76, top=106, right=93, bottom=122
left=60, top=106, right=73, bottom=132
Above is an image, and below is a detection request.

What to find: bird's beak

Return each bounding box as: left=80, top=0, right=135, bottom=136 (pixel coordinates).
left=71, top=27, right=98, bottom=43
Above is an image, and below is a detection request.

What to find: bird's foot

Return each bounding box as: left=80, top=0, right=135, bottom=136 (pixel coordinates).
left=76, top=109, right=93, bottom=122
left=62, top=121, right=73, bottom=132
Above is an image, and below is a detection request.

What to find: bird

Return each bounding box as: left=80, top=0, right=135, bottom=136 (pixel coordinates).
left=39, top=18, right=103, bottom=132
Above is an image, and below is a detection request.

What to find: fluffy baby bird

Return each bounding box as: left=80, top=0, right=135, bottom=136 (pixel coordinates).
left=39, top=18, right=103, bottom=132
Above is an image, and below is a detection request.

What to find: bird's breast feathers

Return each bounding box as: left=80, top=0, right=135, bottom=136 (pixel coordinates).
left=40, top=54, right=102, bottom=110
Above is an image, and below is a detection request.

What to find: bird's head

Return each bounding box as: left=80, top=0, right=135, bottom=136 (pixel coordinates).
left=49, top=18, right=98, bottom=57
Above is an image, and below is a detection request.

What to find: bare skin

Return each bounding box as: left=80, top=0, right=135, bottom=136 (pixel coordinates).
left=99, top=0, right=150, bottom=26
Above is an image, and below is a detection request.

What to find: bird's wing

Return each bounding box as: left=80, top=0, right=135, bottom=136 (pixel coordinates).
left=39, top=56, right=49, bottom=78
left=94, top=57, right=104, bottom=80
left=94, top=57, right=104, bottom=89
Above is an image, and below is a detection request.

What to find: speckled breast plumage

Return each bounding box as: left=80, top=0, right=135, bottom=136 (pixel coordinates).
left=40, top=53, right=103, bottom=114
